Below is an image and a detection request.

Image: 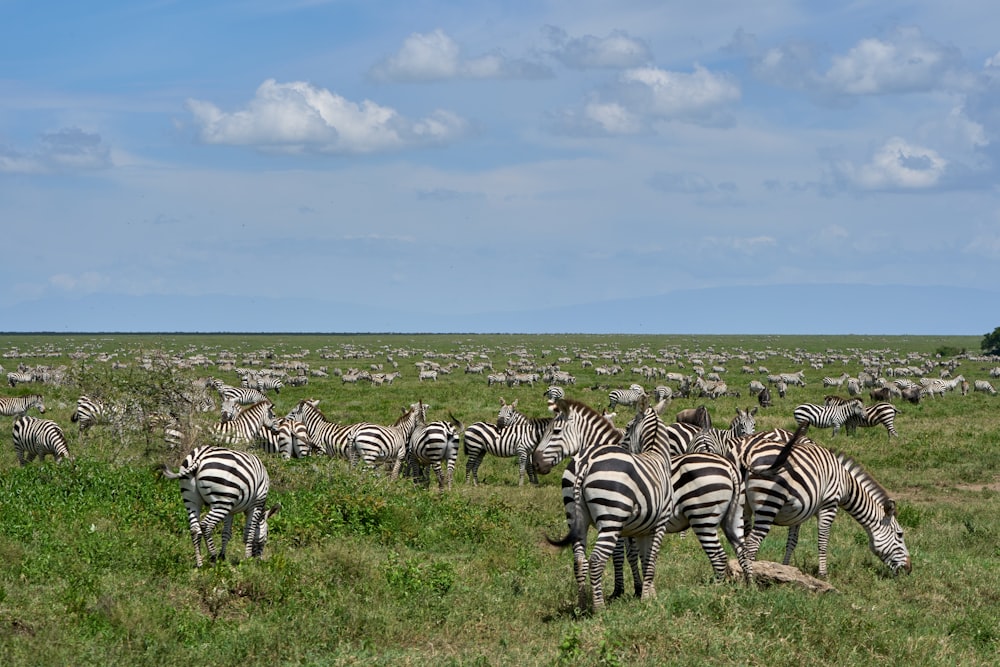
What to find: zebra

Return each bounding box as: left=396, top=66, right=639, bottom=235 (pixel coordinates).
left=211, top=400, right=276, bottom=446
left=493, top=398, right=553, bottom=486
left=544, top=385, right=565, bottom=401
left=607, top=384, right=646, bottom=410
left=205, top=377, right=269, bottom=406
left=7, top=371, right=39, bottom=387
left=919, top=375, right=964, bottom=399
left=256, top=417, right=318, bottom=460
left=840, top=401, right=901, bottom=438
left=539, top=398, right=675, bottom=612
left=461, top=420, right=502, bottom=485
left=407, top=414, right=462, bottom=491
left=351, top=402, right=427, bottom=479
left=822, top=372, right=850, bottom=388
left=973, top=380, right=997, bottom=395
left=0, top=394, right=45, bottom=417
left=160, top=445, right=280, bottom=567
left=242, top=374, right=284, bottom=394
left=285, top=398, right=360, bottom=459
left=685, top=407, right=757, bottom=457
left=13, top=415, right=71, bottom=464
left=740, top=426, right=912, bottom=578
left=146, top=412, right=188, bottom=450
left=70, top=394, right=111, bottom=432
left=793, top=399, right=866, bottom=437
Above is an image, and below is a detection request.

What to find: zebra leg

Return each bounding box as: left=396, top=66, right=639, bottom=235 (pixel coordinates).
left=517, top=449, right=527, bottom=487
left=242, top=507, right=261, bottom=559
left=635, top=529, right=668, bottom=600
left=432, top=463, right=446, bottom=492
left=572, top=540, right=590, bottom=612
left=610, top=539, right=626, bottom=601
left=692, top=525, right=728, bottom=581
left=185, top=509, right=206, bottom=568
left=465, top=453, right=483, bottom=485
left=587, top=531, right=620, bottom=611
left=626, top=538, right=642, bottom=597
left=782, top=524, right=800, bottom=566
left=200, top=508, right=229, bottom=563
left=218, top=513, right=236, bottom=562
left=815, top=506, right=839, bottom=578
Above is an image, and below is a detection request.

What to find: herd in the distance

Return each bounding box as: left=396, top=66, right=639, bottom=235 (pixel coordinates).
left=2, top=339, right=998, bottom=613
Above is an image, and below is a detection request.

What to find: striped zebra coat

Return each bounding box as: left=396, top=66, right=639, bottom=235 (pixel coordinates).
left=738, top=426, right=911, bottom=577
left=494, top=398, right=553, bottom=486
left=407, top=415, right=462, bottom=491
left=607, top=384, right=646, bottom=410
left=285, top=399, right=360, bottom=459
left=161, top=445, right=280, bottom=567
left=793, top=399, right=866, bottom=437
left=206, top=378, right=269, bottom=406
left=842, top=402, right=901, bottom=438
left=71, top=395, right=110, bottom=432
left=256, top=417, right=318, bottom=459
left=352, top=402, right=427, bottom=479
left=0, top=394, right=45, bottom=417
left=211, top=400, right=276, bottom=446
left=539, top=398, right=675, bottom=612
left=13, top=415, right=71, bottom=464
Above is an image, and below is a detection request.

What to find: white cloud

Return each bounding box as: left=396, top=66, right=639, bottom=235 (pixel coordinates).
left=837, top=137, right=948, bottom=190
left=545, top=26, right=652, bottom=69
left=370, top=29, right=550, bottom=82
left=0, top=127, right=112, bottom=174
left=49, top=272, right=110, bottom=293
left=621, top=64, right=741, bottom=120
left=583, top=101, right=641, bottom=134
left=187, top=79, right=467, bottom=153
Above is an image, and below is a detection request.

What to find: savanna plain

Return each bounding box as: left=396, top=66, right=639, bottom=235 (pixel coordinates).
left=0, top=333, right=997, bottom=667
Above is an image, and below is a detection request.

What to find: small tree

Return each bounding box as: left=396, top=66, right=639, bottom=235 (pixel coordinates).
left=982, top=327, right=1000, bottom=356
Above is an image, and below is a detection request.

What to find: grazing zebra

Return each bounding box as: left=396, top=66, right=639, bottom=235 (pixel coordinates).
left=146, top=412, right=187, bottom=450
left=973, top=380, right=998, bottom=395
left=495, top=398, right=554, bottom=486
left=840, top=401, right=901, bottom=438
left=211, top=400, right=276, bottom=446
left=779, top=371, right=806, bottom=386
left=919, top=375, right=964, bottom=399
left=7, top=371, right=38, bottom=387
left=256, top=417, right=318, bottom=459
left=607, top=384, right=646, bottom=410
left=161, top=445, right=280, bottom=567
left=71, top=395, right=111, bottom=432
left=352, top=402, right=427, bottom=479
left=540, top=398, right=675, bottom=612
left=757, top=385, right=772, bottom=408
left=242, top=374, right=284, bottom=394
left=685, top=407, right=757, bottom=457
left=793, top=399, right=866, bottom=437
left=13, top=415, right=71, bottom=464
left=407, top=415, right=462, bottom=491
left=741, top=426, right=912, bottom=578
left=285, top=399, right=360, bottom=459
left=0, top=394, right=45, bottom=417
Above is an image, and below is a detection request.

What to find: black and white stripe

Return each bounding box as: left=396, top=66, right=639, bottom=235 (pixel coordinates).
left=286, top=398, right=359, bottom=459
left=257, top=417, right=318, bottom=459
left=741, top=426, right=912, bottom=577
left=461, top=420, right=501, bottom=485
left=685, top=407, right=757, bottom=456
left=607, top=384, right=646, bottom=410
left=540, top=398, right=674, bottom=612
left=7, top=371, right=39, bottom=388
left=71, top=394, right=111, bottom=432
left=13, top=415, right=71, bottom=464
left=844, top=402, right=901, bottom=438
left=493, top=398, right=553, bottom=486
left=351, top=402, right=427, bottom=478
left=793, top=399, right=866, bottom=437
left=407, top=415, right=462, bottom=491
left=0, top=394, right=45, bottom=417
left=211, top=400, right=276, bottom=446
left=161, top=445, right=280, bottom=567
left=206, top=377, right=269, bottom=406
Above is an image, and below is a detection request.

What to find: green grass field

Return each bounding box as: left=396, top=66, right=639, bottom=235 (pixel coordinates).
left=0, top=333, right=997, bottom=666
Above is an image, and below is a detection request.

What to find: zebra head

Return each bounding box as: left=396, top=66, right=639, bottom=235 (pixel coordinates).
left=730, top=407, right=757, bottom=437
left=251, top=504, right=282, bottom=558
left=622, top=396, right=667, bottom=455
left=869, top=498, right=912, bottom=575
left=496, top=398, right=518, bottom=429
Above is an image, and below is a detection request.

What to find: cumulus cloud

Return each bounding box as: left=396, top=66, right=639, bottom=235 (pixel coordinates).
left=0, top=127, right=112, bottom=174
left=187, top=79, right=467, bottom=153
left=370, top=29, right=550, bottom=82
left=834, top=137, right=948, bottom=190
left=544, top=26, right=652, bottom=69
left=557, top=63, right=740, bottom=135
left=751, top=26, right=970, bottom=99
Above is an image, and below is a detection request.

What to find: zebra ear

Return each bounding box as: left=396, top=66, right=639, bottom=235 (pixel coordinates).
left=883, top=499, right=898, bottom=517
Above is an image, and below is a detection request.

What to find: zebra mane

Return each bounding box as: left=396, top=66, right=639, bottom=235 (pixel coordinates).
left=835, top=451, right=894, bottom=507
left=298, top=399, right=329, bottom=421
left=554, top=398, right=624, bottom=445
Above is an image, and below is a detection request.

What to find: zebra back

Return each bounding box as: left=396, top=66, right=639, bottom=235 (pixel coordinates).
left=0, top=394, right=45, bottom=417
left=13, top=415, right=70, bottom=464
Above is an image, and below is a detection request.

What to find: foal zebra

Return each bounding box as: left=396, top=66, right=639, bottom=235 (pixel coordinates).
left=539, top=398, right=675, bottom=612
left=161, top=445, right=280, bottom=567
left=741, top=426, right=912, bottom=577
left=793, top=399, right=865, bottom=437
left=13, top=415, right=71, bottom=464
left=0, top=394, right=45, bottom=417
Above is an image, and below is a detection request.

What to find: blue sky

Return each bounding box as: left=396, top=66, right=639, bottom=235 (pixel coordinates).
left=2, top=1, right=999, bottom=334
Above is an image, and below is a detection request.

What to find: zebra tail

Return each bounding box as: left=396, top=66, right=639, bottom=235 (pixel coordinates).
left=751, top=422, right=809, bottom=480
left=546, top=499, right=588, bottom=548
left=158, top=463, right=182, bottom=479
